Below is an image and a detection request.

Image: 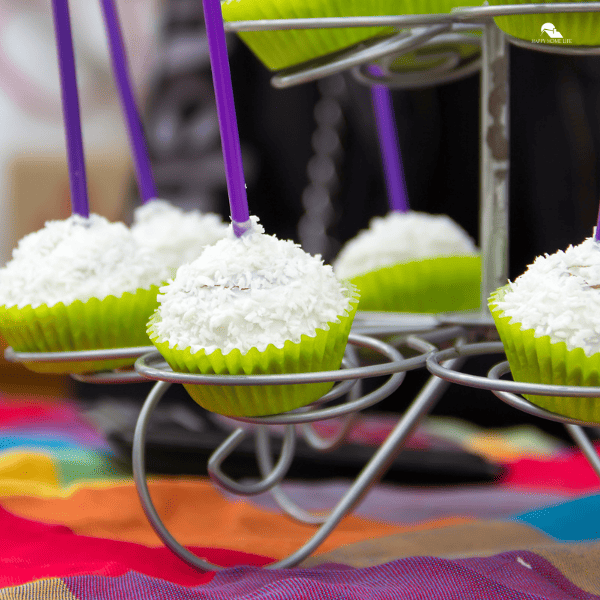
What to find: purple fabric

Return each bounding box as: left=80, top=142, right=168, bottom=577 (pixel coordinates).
left=64, top=551, right=599, bottom=599
left=231, top=481, right=570, bottom=525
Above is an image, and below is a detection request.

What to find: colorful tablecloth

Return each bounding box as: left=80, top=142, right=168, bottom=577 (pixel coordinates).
left=1, top=395, right=600, bottom=598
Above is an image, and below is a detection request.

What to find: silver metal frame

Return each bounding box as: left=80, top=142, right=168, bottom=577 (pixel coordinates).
left=4, top=345, right=154, bottom=384
left=224, top=4, right=600, bottom=88
left=350, top=30, right=483, bottom=90
left=130, top=330, right=464, bottom=569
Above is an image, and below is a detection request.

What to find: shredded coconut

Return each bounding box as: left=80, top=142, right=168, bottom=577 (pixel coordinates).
left=0, top=213, right=171, bottom=309
left=333, top=211, right=477, bottom=279
left=131, top=199, right=228, bottom=270
left=494, top=236, right=600, bottom=356
left=151, top=216, right=353, bottom=355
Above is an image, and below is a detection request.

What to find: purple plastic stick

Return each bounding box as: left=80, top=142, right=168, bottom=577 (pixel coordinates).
left=370, top=66, right=410, bottom=213
left=51, top=0, right=89, bottom=218
left=100, top=0, right=157, bottom=203
left=202, top=0, right=250, bottom=236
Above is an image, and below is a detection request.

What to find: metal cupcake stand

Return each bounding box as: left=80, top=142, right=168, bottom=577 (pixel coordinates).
left=6, top=3, right=600, bottom=569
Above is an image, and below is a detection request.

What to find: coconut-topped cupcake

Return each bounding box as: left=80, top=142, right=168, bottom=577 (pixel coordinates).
left=149, top=216, right=358, bottom=416
left=493, top=237, right=600, bottom=355
left=490, top=235, right=600, bottom=422
left=0, top=214, right=168, bottom=309
left=131, top=199, right=228, bottom=272
left=0, top=213, right=170, bottom=373
left=333, top=211, right=480, bottom=313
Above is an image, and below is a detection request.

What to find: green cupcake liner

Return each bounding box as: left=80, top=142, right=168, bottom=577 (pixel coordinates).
left=348, top=255, right=481, bottom=313
left=222, top=0, right=481, bottom=72
left=0, top=286, right=161, bottom=374
left=148, top=286, right=359, bottom=417
left=490, top=286, right=600, bottom=422
left=489, top=1, right=600, bottom=46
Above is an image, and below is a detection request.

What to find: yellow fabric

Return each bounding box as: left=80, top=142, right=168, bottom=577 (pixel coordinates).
left=0, top=450, right=127, bottom=498
left=0, top=579, right=77, bottom=600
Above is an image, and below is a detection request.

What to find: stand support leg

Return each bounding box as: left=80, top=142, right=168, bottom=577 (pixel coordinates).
left=272, top=360, right=461, bottom=568
left=133, top=380, right=226, bottom=571
left=480, top=21, right=509, bottom=313
left=565, top=424, right=600, bottom=480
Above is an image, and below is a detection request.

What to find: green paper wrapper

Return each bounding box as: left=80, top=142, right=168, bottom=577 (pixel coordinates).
left=489, top=1, right=600, bottom=46
left=0, top=286, right=161, bottom=374
left=489, top=286, right=600, bottom=422
left=222, top=0, right=480, bottom=72
left=148, top=287, right=359, bottom=417
left=348, top=255, right=481, bottom=313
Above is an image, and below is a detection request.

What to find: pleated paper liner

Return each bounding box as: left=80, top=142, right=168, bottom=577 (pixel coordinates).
left=490, top=286, right=600, bottom=423
left=0, top=286, right=161, bottom=374
left=348, top=255, right=481, bottom=313
left=148, top=287, right=359, bottom=417
left=221, top=0, right=480, bottom=72
left=489, top=0, right=600, bottom=46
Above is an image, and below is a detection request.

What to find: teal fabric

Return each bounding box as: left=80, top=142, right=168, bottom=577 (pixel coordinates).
left=514, top=494, right=600, bottom=541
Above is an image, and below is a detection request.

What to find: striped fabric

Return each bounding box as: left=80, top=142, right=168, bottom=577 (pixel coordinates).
left=1, top=395, right=600, bottom=598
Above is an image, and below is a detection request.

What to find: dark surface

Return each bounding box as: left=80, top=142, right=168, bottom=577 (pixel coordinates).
left=90, top=394, right=502, bottom=485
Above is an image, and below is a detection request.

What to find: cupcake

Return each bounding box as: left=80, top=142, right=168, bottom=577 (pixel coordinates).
left=0, top=214, right=170, bottom=374
left=131, top=199, right=228, bottom=274
left=333, top=211, right=480, bottom=313
left=489, top=235, right=600, bottom=422
left=148, top=216, right=359, bottom=417
left=221, top=0, right=477, bottom=72
left=489, top=2, right=600, bottom=47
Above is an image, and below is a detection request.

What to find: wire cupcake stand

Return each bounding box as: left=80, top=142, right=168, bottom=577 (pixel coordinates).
left=6, top=3, right=600, bottom=570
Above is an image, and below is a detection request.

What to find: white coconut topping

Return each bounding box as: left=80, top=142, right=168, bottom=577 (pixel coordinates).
left=131, top=199, right=228, bottom=270
left=151, top=216, right=353, bottom=355
left=333, top=211, right=477, bottom=279
left=494, top=236, right=600, bottom=356
left=0, top=213, right=170, bottom=309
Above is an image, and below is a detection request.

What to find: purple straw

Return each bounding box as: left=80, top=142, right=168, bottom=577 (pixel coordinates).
left=202, top=0, right=250, bottom=236
left=99, top=0, right=157, bottom=203
left=51, top=0, right=89, bottom=218
left=369, top=66, right=410, bottom=213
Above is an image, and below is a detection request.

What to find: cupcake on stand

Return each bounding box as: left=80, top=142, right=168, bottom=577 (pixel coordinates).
left=99, top=0, right=228, bottom=273
left=334, top=67, right=480, bottom=314
left=0, top=0, right=169, bottom=375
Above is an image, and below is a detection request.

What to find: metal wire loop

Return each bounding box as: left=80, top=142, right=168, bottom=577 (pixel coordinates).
left=207, top=425, right=297, bottom=495
left=5, top=345, right=155, bottom=363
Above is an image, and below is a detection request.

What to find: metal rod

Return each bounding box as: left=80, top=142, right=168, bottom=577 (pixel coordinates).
left=6, top=345, right=155, bottom=363
left=70, top=370, right=148, bottom=384
left=272, top=358, right=462, bottom=568
left=257, top=428, right=330, bottom=525
left=207, top=425, right=296, bottom=495
left=565, top=425, right=600, bottom=480
left=479, top=21, right=509, bottom=312
left=132, top=381, right=225, bottom=571
left=300, top=342, right=361, bottom=452
left=271, top=25, right=451, bottom=88
left=135, top=333, right=418, bottom=387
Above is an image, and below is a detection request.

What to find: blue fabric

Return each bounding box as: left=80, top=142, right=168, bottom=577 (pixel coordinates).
left=514, top=494, right=600, bottom=542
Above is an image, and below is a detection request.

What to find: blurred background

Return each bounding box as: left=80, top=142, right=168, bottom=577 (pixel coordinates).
left=1, top=0, right=600, bottom=441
